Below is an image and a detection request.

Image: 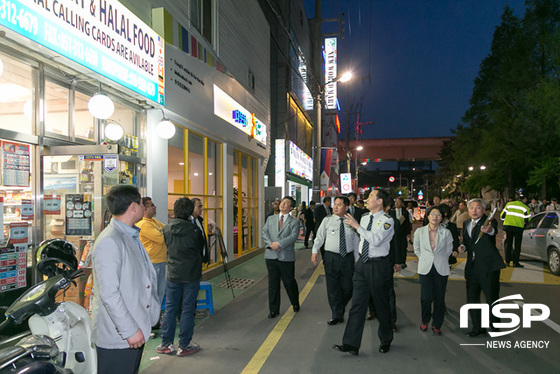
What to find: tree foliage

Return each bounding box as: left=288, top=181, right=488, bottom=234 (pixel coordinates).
left=444, top=0, right=560, bottom=198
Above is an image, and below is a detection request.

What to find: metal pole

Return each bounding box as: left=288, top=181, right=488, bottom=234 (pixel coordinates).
left=312, top=0, right=322, bottom=202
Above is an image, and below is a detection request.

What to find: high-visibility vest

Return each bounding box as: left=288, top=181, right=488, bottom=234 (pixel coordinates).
left=500, top=201, right=531, bottom=228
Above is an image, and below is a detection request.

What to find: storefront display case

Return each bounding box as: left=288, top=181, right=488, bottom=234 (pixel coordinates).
left=42, top=144, right=145, bottom=307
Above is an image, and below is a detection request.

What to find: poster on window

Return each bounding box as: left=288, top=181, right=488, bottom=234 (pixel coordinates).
left=8, top=222, right=29, bottom=244
left=65, top=194, right=92, bottom=236
left=43, top=195, right=61, bottom=215
left=2, top=141, right=30, bottom=187
left=0, top=244, right=27, bottom=293
left=20, top=199, right=34, bottom=220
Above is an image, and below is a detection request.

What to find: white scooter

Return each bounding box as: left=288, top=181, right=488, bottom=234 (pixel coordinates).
left=0, top=239, right=96, bottom=374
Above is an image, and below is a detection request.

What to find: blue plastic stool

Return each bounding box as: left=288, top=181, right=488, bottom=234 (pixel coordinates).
left=197, top=281, right=214, bottom=315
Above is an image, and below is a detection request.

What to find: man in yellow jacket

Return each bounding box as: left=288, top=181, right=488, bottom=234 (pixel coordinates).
left=137, top=197, right=168, bottom=307
left=500, top=196, right=530, bottom=267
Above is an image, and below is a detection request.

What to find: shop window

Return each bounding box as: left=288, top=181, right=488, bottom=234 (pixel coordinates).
left=74, top=90, right=96, bottom=141
left=44, top=80, right=70, bottom=136
left=167, top=128, right=223, bottom=267
left=0, top=52, right=33, bottom=135
left=233, top=150, right=259, bottom=256
left=188, top=132, right=204, bottom=195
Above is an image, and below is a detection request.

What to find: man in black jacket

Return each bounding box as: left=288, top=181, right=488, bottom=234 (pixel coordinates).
left=157, top=197, right=204, bottom=356
left=460, top=198, right=506, bottom=337
left=304, top=201, right=316, bottom=248
left=348, top=193, right=367, bottom=221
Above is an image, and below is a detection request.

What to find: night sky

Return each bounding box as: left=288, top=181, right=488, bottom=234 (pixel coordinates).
left=304, top=0, right=526, bottom=140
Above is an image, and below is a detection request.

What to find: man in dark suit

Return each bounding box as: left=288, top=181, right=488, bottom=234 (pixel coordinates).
left=314, top=197, right=332, bottom=258
left=304, top=201, right=316, bottom=248
left=391, top=197, right=411, bottom=258
left=347, top=193, right=367, bottom=221
left=262, top=196, right=301, bottom=318
left=460, top=198, right=506, bottom=337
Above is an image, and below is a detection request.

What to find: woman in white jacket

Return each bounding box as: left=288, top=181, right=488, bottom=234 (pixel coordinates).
left=414, top=206, right=453, bottom=335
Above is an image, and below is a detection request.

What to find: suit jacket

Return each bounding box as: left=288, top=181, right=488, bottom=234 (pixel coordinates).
left=388, top=212, right=406, bottom=265
left=462, top=215, right=506, bottom=277
left=91, top=219, right=160, bottom=349
left=414, top=225, right=453, bottom=276
left=304, top=207, right=315, bottom=228
left=195, top=216, right=210, bottom=264
left=262, top=213, right=300, bottom=262
left=314, top=204, right=332, bottom=231
left=391, top=207, right=411, bottom=235
left=349, top=205, right=368, bottom=221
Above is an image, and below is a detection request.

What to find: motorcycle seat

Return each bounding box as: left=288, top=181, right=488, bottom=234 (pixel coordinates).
left=0, top=345, right=26, bottom=366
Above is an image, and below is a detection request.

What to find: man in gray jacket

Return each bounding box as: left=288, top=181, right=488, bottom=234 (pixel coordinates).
left=92, top=185, right=159, bottom=374
left=262, top=196, right=300, bottom=318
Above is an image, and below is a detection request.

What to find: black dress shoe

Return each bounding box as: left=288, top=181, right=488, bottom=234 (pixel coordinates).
left=391, top=323, right=398, bottom=332
left=465, top=330, right=486, bottom=337
left=327, top=318, right=343, bottom=326
left=379, top=345, right=390, bottom=353
left=333, top=344, right=359, bottom=355
left=366, top=313, right=376, bottom=320
left=293, top=305, right=300, bottom=312
left=268, top=312, right=278, bottom=319
left=513, top=263, right=524, bottom=268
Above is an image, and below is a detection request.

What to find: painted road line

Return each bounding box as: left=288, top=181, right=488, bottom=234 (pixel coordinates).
left=509, top=261, right=544, bottom=283
left=241, top=262, right=324, bottom=374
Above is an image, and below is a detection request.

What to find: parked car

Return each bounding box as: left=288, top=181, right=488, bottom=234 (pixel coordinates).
left=509, top=211, right=560, bottom=275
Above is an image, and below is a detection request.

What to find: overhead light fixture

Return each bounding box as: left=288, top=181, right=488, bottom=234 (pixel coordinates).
left=104, top=122, right=124, bottom=141
left=88, top=82, right=114, bottom=119
left=339, top=71, right=353, bottom=83
left=156, top=109, right=176, bottom=139
left=356, top=145, right=363, bottom=151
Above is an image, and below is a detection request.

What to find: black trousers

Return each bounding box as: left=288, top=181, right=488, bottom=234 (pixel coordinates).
left=323, top=251, right=354, bottom=320
left=368, top=272, right=397, bottom=323
left=343, top=257, right=393, bottom=348
left=96, top=345, right=144, bottom=374
left=266, top=259, right=299, bottom=314
left=466, top=267, right=501, bottom=333
left=419, top=266, right=448, bottom=329
left=304, top=224, right=315, bottom=247
left=503, top=226, right=523, bottom=264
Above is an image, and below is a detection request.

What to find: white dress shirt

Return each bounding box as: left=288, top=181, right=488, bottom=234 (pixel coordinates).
left=312, top=215, right=360, bottom=262
left=357, top=211, right=395, bottom=258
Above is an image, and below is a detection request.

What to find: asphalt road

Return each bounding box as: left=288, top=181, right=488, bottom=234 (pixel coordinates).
left=142, top=245, right=560, bottom=374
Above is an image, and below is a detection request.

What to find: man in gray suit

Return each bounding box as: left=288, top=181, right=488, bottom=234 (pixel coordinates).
left=91, top=185, right=160, bottom=374
left=262, top=196, right=300, bottom=318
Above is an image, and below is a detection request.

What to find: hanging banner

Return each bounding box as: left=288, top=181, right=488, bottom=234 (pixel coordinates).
left=0, top=244, right=27, bottom=292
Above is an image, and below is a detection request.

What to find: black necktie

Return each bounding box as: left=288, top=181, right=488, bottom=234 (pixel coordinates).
left=360, top=215, right=374, bottom=263
left=339, top=218, right=347, bottom=257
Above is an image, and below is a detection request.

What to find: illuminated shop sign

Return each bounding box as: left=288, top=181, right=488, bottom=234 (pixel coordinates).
left=298, top=55, right=313, bottom=111
left=324, top=37, right=337, bottom=110
left=288, top=141, right=312, bottom=182
left=0, top=0, right=165, bottom=104
left=213, top=85, right=267, bottom=145
left=275, top=139, right=286, bottom=193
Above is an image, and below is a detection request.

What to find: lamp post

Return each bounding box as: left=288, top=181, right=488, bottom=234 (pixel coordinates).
left=355, top=145, right=363, bottom=193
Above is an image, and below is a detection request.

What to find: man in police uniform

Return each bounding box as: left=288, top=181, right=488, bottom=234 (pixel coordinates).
left=333, top=189, right=395, bottom=355
left=500, top=196, right=530, bottom=267
left=311, top=196, right=359, bottom=326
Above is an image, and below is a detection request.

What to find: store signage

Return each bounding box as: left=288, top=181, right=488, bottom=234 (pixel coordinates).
left=213, top=85, right=267, bottom=145
left=0, top=0, right=165, bottom=104
left=43, top=194, right=61, bottom=215
left=298, top=55, right=314, bottom=111
left=324, top=37, right=337, bottom=110
left=288, top=141, right=313, bottom=182
left=0, top=244, right=27, bottom=292
left=340, top=173, right=352, bottom=193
